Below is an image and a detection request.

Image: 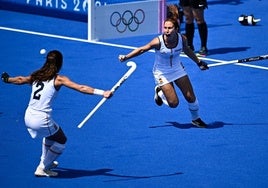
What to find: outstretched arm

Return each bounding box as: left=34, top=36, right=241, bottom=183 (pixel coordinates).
left=1, top=72, right=31, bottom=85
left=55, top=75, right=112, bottom=98
left=118, top=37, right=159, bottom=62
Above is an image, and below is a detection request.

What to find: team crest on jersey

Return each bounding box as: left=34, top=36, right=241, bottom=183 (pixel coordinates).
left=158, top=78, right=163, bottom=84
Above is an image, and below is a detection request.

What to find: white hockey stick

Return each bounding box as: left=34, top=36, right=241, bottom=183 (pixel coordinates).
left=77, top=61, right=137, bottom=128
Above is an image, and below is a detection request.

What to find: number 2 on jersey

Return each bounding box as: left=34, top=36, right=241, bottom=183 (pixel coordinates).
left=33, top=82, right=44, bottom=100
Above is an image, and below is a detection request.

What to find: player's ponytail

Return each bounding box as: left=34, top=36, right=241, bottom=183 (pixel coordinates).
left=30, top=50, right=63, bottom=84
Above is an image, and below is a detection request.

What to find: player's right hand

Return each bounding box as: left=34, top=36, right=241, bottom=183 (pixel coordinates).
left=104, top=90, right=113, bottom=99
left=1, top=72, right=9, bottom=83
left=118, top=55, right=127, bottom=62
left=197, top=61, right=209, bottom=70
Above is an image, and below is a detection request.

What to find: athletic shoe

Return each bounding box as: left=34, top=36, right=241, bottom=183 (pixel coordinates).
left=34, top=166, right=58, bottom=177
left=196, top=47, right=208, bottom=57
left=192, top=118, right=207, bottom=128
left=154, top=86, right=163, bottom=106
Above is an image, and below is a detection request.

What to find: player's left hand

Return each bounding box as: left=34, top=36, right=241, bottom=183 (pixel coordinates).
left=197, top=60, right=209, bottom=70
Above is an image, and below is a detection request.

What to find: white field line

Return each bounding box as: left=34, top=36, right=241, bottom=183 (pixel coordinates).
left=1, top=26, right=267, bottom=70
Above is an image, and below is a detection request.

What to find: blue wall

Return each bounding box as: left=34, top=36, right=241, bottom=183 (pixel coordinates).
left=0, top=0, right=89, bottom=22
left=0, top=0, right=174, bottom=22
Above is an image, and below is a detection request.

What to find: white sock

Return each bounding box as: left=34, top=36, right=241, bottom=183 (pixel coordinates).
left=188, top=99, right=200, bottom=120
left=39, top=138, right=54, bottom=168
left=42, top=142, right=65, bottom=170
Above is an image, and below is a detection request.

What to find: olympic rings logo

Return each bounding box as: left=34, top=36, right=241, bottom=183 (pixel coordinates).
left=110, top=9, right=145, bottom=33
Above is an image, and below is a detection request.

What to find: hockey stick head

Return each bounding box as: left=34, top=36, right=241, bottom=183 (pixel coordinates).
left=125, top=61, right=137, bottom=75
left=126, top=61, right=137, bottom=69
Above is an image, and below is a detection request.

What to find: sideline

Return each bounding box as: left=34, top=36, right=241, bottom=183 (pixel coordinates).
left=1, top=26, right=267, bottom=71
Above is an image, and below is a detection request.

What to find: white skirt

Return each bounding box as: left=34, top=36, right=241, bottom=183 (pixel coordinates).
left=153, top=62, right=187, bottom=86
left=24, top=108, right=59, bottom=139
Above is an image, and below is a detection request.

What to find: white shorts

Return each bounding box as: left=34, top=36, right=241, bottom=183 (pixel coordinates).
left=24, top=108, right=59, bottom=139
left=153, top=63, right=187, bottom=86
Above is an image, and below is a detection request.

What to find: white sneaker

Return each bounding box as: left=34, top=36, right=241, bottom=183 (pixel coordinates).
left=34, top=166, right=58, bottom=177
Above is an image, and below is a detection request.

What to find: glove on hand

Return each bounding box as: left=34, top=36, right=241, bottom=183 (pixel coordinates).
left=1, top=72, right=9, bottom=83
left=197, top=61, right=209, bottom=70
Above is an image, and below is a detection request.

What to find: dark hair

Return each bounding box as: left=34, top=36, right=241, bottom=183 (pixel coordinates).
left=30, top=50, right=63, bottom=84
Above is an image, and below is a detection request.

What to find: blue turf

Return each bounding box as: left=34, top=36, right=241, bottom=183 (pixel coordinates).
left=0, top=0, right=268, bottom=187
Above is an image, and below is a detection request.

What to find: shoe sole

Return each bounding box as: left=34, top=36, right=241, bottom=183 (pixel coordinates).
left=35, top=171, right=58, bottom=177
left=35, top=174, right=55, bottom=177
left=34, top=165, right=58, bottom=177
left=192, top=122, right=206, bottom=128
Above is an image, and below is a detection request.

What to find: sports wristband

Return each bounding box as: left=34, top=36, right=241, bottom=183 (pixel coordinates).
left=93, top=88, right=105, bottom=95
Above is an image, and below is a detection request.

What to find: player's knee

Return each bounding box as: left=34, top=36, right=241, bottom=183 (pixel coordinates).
left=56, top=130, right=67, bottom=144
left=47, top=127, right=67, bottom=144
left=168, top=100, right=179, bottom=108
left=169, top=103, right=178, bottom=108
left=186, top=95, right=196, bottom=103
left=184, top=17, right=194, bottom=24
left=195, top=19, right=205, bottom=25
left=59, top=135, right=67, bottom=145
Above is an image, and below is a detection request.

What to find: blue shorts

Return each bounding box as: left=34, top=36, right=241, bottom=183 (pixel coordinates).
left=179, top=0, right=208, bottom=9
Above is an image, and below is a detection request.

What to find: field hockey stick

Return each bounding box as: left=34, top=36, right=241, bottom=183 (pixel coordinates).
left=77, top=61, right=137, bottom=128
left=208, top=54, right=268, bottom=67
left=236, top=54, right=268, bottom=63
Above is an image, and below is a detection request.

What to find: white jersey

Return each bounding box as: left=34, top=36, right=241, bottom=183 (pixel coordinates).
left=28, top=78, right=58, bottom=112
left=24, top=77, right=59, bottom=138
left=153, top=33, right=187, bottom=86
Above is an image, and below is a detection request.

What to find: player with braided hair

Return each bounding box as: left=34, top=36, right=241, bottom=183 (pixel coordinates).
left=1, top=50, right=112, bottom=177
